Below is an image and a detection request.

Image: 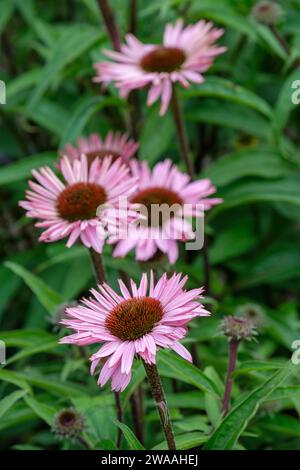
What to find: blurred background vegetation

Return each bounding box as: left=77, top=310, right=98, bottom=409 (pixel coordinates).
left=0, top=0, right=300, bottom=451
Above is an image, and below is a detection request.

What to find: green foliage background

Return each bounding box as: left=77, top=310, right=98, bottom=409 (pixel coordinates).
left=0, top=0, right=300, bottom=451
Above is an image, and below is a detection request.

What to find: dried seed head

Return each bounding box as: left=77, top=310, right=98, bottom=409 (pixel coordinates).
left=236, top=303, right=265, bottom=327
left=52, top=408, right=85, bottom=440
left=221, top=315, right=258, bottom=342
left=252, top=1, right=283, bottom=25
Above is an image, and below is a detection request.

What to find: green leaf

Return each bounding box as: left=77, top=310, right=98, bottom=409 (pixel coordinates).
left=0, top=265, right=20, bottom=320
left=72, top=395, right=114, bottom=411
left=184, top=77, right=272, bottom=118
left=122, top=363, right=145, bottom=408
left=82, top=0, right=102, bottom=21
left=158, top=350, right=220, bottom=396
left=114, top=420, right=145, bottom=450
left=0, top=369, right=86, bottom=398
left=6, top=69, right=42, bottom=105
left=0, top=403, right=36, bottom=432
left=20, top=99, right=70, bottom=136
left=12, top=444, right=42, bottom=450
left=95, top=440, right=117, bottom=450
left=16, top=0, right=53, bottom=47
left=0, top=152, right=56, bottom=186
left=60, top=96, right=124, bottom=148
left=237, top=246, right=300, bottom=287
left=153, top=432, right=208, bottom=450
left=72, top=395, right=115, bottom=445
left=265, top=386, right=300, bottom=402
left=0, top=0, right=15, bottom=36
left=202, top=148, right=294, bottom=187
left=203, top=364, right=293, bottom=450
left=60, top=257, right=93, bottom=299
left=234, top=360, right=286, bottom=376
left=189, top=2, right=257, bottom=40
left=175, top=415, right=210, bottom=433
left=204, top=367, right=223, bottom=427
left=187, top=102, right=271, bottom=140
left=26, top=25, right=104, bottom=110
left=36, top=245, right=87, bottom=272
left=210, top=217, right=256, bottom=265
left=273, top=67, right=300, bottom=136
left=24, top=395, right=57, bottom=426
left=5, top=261, right=64, bottom=313
left=0, top=390, right=27, bottom=419
left=265, top=311, right=299, bottom=348
left=139, top=104, right=174, bottom=164
left=252, top=22, right=288, bottom=61
left=260, top=414, right=300, bottom=437
left=0, top=329, right=56, bottom=348
left=0, top=369, right=32, bottom=394
left=212, top=176, right=300, bottom=216
left=165, top=391, right=205, bottom=410
left=5, top=340, right=60, bottom=365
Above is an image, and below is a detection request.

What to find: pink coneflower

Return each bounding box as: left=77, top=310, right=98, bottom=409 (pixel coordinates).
left=60, top=271, right=209, bottom=391
left=113, top=159, right=222, bottom=264
left=60, top=131, right=138, bottom=166
left=94, top=19, right=226, bottom=115
left=20, top=155, right=137, bottom=253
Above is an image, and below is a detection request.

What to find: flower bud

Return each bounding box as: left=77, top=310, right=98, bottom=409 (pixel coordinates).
left=236, top=302, right=264, bottom=327
left=52, top=408, right=85, bottom=440
left=252, top=1, right=283, bottom=26
left=221, top=315, right=258, bottom=342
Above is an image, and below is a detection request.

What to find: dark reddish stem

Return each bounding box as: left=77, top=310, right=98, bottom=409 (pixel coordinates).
left=191, top=343, right=201, bottom=368
left=143, top=361, right=176, bottom=450
left=77, top=435, right=90, bottom=450
left=129, top=391, right=144, bottom=444
left=97, top=0, right=121, bottom=51
left=89, top=249, right=123, bottom=448
left=129, top=0, right=138, bottom=35
left=202, top=237, right=211, bottom=296
left=89, top=248, right=106, bottom=285
left=138, top=383, right=144, bottom=427
left=221, top=339, right=239, bottom=416
left=114, top=390, right=124, bottom=448
left=127, top=90, right=142, bottom=143
left=127, top=0, right=141, bottom=143
left=269, top=25, right=300, bottom=69
left=269, top=25, right=289, bottom=54
left=97, top=0, right=141, bottom=145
